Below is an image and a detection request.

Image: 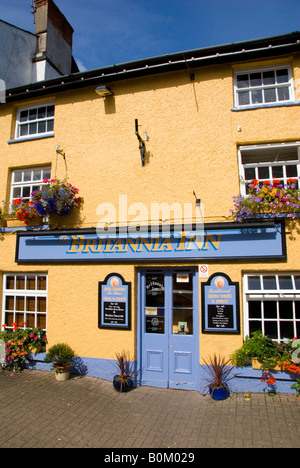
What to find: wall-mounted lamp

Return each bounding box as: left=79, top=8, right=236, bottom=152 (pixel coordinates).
left=95, top=86, right=114, bottom=97
left=135, top=119, right=146, bottom=167
left=193, top=191, right=201, bottom=206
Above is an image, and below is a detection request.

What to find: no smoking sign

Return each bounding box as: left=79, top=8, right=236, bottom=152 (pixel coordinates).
left=199, top=264, right=209, bottom=278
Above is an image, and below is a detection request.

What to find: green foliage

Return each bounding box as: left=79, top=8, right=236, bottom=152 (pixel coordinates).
left=44, top=343, right=75, bottom=369
left=203, top=354, right=234, bottom=389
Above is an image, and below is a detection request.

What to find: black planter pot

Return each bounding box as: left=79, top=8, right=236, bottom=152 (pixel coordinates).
left=113, top=376, right=134, bottom=392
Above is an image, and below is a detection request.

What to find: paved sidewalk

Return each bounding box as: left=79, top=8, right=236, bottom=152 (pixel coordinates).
left=0, top=369, right=299, bottom=449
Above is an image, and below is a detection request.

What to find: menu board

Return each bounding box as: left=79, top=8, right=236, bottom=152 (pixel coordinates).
left=201, top=273, right=240, bottom=334
left=98, top=273, right=131, bottom=330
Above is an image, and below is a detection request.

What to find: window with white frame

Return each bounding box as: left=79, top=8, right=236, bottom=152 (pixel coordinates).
left=234, top=65, right=294, bottom=108
left=10, top=166, right=51, bottom=204
left=15, top=103, right=55, bottom=139
left=243, top=273, right=300, bottom=342
left=2, top=273, right=47, bottom=331
left=238, top=142, right=300, bottom=195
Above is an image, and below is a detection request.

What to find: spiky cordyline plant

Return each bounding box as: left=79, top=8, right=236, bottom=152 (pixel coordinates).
left=203, top=354, right=234, bottom=389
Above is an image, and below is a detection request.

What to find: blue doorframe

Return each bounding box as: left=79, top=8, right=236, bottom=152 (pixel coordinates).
left=137, top=268, right=199, bottom=390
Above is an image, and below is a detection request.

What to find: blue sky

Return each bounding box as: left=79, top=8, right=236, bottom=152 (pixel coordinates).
left=1, top=0, right=299, bottom=72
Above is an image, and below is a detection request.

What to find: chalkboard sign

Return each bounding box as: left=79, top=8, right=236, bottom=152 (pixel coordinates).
left=202, top=273, right=240, bottom=334
left=98, top=273, right=131, bottom=330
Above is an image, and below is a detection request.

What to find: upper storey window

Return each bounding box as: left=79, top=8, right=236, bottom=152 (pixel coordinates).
left=234, top=65, right=294, bottom=108
left=15, top=103, right=55, bottom=140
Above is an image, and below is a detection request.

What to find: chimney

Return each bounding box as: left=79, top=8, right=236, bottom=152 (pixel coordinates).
left=33, top=0, right=76, bottom=81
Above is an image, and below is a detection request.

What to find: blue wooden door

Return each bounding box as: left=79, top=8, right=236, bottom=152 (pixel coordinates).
left=138, top=269, right=199, bottom=390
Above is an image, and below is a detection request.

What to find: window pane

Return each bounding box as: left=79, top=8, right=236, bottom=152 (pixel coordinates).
left=250, top=73, right=262, bottom=87
left=33, top=170, right=41, bottom=181
left=286, top=165, right=297, bottom=178
left=238, top=91, right=250, bottom=106
left=5, top=312, right=14, bottom=326
left=37, top=297, right=46, bottom=312
left=15, top=312, right=24, bottom=324
left=16, top=276, right=25, bottom=289
left=258, top=166, right=270, bottom=180
left=249, top=301, right=262, bottom=318
left=271, top=166, right=284, bottom=179
left=23, top=170, right=32, bottom=182
left=295, top=277, right=300, bottom=290
left=295, top=302, right=300, bottom=319
left=29, top=109, right=37, bottom=121
left=22, top=186, right=31, bottom=198
left=5, top=296, right=14, bottom=310
left=13, top=172, right=22, bottom=183
left=37, top=276, right=47, bottom=290
left=237, top=74, right=249, bottom=88
left=29, top=122, right=37, bottom=135
left=263, top=276, right=277, bottom=290
left=278, top=87, right=290, bottom=101
left=251, top=89, right=262, bottom=104
left=38, top=107, right=46, bottom=119
left=13, top=187, right=21, bottom=198
left=173, top=308, right=193, bottom=335
left=38, top=121, right=46, bottom=133
left=279, top=276, right=293, bottom=290
left=26, top=297, right=36, bottom=312
left=280, top=321, right=294, bottom=339
left=47, top=120, right=54, bottom=132
left=16, top=297, right=24, bottom=311
left=6, top=276, right=15, bottom=289
left=279, top=301, right=293, bottom=319
left=26, top=313, right=35, bottom=328
left=20, top=124, right=28, bottom=136
left=264, top=88, right=276, bottom=103
left=47, top=105, right=55, bottom=117
left=43, top=168, right=51, bottom=180
left=27, top=276, right=36, bottom=290
left=37, top=314, right=46, bottom=329
left=248, top=276, right=261, bottom=290
left=276, top=69, right=289, bottom=83
left=249, top=321, right=262, bottom=335
left=20, top=110, right=28, bottom=122
left=263, top=70, right=275, bottom=85
left=245, top=167, right=256, bottom=180
left=265, top=321, right=278, bottom=340
left=146, top=274, right=164, bottom=307
left=264, top=301, right=277, bottom=318
left=173, top=273, right=193, bottom=308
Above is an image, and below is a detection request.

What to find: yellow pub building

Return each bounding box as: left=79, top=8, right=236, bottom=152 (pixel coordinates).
left=0, top=1, right=300, bottom=392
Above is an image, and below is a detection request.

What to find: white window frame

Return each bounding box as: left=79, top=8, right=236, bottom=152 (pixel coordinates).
left=243, top=273, right=300, bottom=342
left=238, top=142, right=300, bottom=195
left=2, top=273, right=48, bottom=331
left=10, top=166, right=51, bottom=205
left=234, top=65, right=294, bottom=108
left=15, top=102, right=55, bottom=140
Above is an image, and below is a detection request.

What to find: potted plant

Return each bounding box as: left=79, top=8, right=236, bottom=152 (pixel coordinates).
left=203, top=354, right=234, bottom=400
left=44, top=343, right=75, bottom=381
left=31, top=178, right=82, bottom=218
left=230, top=178, right=300, bottom=222
left=113, top=350, right=136, bottom=392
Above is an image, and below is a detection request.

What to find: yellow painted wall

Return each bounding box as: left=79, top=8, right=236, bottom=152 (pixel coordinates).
left=0, top=53, right=300, bottom=364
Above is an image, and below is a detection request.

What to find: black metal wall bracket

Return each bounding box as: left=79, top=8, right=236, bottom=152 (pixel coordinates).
left=135, top=119, right=146, bottom=167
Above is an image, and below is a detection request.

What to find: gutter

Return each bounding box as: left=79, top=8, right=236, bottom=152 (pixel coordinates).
left=3, top=31, right=300, bottom=103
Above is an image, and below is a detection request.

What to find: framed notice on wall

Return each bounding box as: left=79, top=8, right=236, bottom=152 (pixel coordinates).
left=201, top=273, right=240, bottom=334
left=98, top=273, right=131, bottom=330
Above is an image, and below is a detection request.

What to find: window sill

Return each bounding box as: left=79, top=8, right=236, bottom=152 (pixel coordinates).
left=7, top=132, right=54, bottom=144
left=231, top=101, right=300, bottom=112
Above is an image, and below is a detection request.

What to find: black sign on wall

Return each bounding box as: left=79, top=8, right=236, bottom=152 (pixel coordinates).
left=201, top=273, right=240, bottom=334
left=98, top=273, right=131, bottom=330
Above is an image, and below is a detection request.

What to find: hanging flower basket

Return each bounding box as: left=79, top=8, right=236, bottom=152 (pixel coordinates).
left=230, top=178, right=300, bottom=222
left=31, top=178, right=82, bottom=218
